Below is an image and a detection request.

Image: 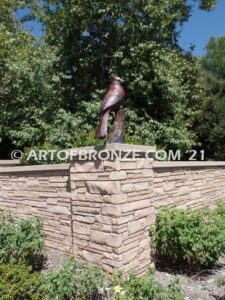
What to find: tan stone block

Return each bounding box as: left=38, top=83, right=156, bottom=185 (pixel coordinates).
left=89, top=242, right=112, bottom=253
left=75, top=206, right=101, bottom=214
left=123, top=247, right=139, bottom=263
left=190, top=191, right=202, bottom=200
left=136, top=159, right=151, bottom=169
left=48, top=205, right=70, bottom=215
left=110, top=171, right=127, bottom=180
left=135, top=182, right=149, bottom=192
left=86, top=181, right=121, bottom=195
left=73, top=221, right=91, bottom=235
left=95, top=215, right=112, bottom=224
left=71, top=173, right=98, bottom=181
left=127, top=173, right=143, bottom=179
left=128, top=193, right=150, bottom=203
left=71, top=160, right=104, bottom=172
left=154, top=187, right=164, bottom=195
left=113, top=240, right=139, bottom=255
left=47, top=198, right=58, bottom=205
left=121, top=183, right=135, bottom=193
left=102, top=264, right=115, bottom=273
left=57, top=192, right=71, bottom=198
left=73, top=215, right=95, bottom=224
left=139, top=249, right=150, bottom=262
left=176, top=186, right=190, bottom=196
left=76, top=181, right=85, bottom=187
left=76, top=201, right=101, bottom=208
left=27, top=179, right=40, bottom=186
left=92, top=223, right=112, bottom=233
left=164, top=181, right=175, bottom=192
left=103, top=252, right=121, bottom=261
left=112, top=215, right=133, bottom=225
left=146, top=212, right=156, bottom=225
left=140, top=238, right=150, bottom=252
left=112, top=226, right=127, bottom=234
left=91, top=230, right=122, bottom=248
left=128, top=219, right=146, bottom=235
left=143, top=169, right=153, bottom=177
left=104, top=160, right=120, bottom=171
left=85, top=193, right=105, bottom=202
left=154, top=198, right=174, bottom=208
left=108, top=194, right=127, bottom=204
left=102, top=204, right=121, bottom=217
left=102, top=258, right=124, bottom=268
left=134, top=207, right=154, bottom=219
left=122, top=199, right=149, bottom=213
left=82, top=250, right=102, bottom=264
left=25, top=200, right=47, bottom=208
left=45, top=240, right=71, bottom=252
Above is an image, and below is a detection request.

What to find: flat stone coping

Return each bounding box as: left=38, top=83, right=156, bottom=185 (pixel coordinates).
left=153, top=161, right=225, bottom=168
left=67, top=143, right=156, bottom=155
left=0, top=160, right=20, bottom=167
left=0, top=163, right=70, bottom=174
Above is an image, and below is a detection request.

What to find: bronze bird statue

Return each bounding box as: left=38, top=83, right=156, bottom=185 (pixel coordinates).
left=95, top=76, right=125, bottom=139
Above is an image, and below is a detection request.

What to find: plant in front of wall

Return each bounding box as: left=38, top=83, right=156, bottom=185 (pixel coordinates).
left=0, top=212, right=45, bottom=269
left=110, top=270, right=184, bottom=300
left=149, top=201, right=225, bottom=270
left=0, top=262, right=42, bottom=300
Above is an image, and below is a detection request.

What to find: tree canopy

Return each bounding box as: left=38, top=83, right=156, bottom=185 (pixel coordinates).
left=0, top=0, right=219, bottom=158
left=195, top=37, right=225, bottom=160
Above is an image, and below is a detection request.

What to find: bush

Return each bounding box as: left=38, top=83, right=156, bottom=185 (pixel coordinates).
left=0, top=212, right=45, bottom=269
left=39, top=259, right=183, bottom=300
left=111, top=271, right=184, bottom=300
left=39, top=258, right=108, bottom=299
left=0, top=262, right=42, bottom=300
left=150, top=202, right=225, bottom=270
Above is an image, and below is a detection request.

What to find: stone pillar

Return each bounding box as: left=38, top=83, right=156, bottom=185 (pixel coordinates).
left=69, top=144, right=155, bottom=275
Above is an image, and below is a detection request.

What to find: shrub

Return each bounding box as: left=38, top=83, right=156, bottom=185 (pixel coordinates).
left=39, top=258, right=108, bottom=299
left=111, top=271, right=184, bottom=300
left=0, top=262, right=42, bottom=300
left=0, top=212, right=45, bottom=269
left=150, top=201, right=225, bottom=270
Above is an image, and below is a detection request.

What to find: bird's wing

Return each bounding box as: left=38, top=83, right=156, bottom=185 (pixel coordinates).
left=100, top=93, right=124, bottom=112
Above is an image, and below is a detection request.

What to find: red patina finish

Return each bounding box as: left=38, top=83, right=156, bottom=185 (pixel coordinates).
left=96, top=76, right=125, bottom=139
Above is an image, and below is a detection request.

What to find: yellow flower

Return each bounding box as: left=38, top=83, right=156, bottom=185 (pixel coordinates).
left=114, top=285, right=123, bottom=294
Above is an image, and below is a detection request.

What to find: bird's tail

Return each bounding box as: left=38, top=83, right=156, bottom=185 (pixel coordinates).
left=95, top=110, right=109, bottom=139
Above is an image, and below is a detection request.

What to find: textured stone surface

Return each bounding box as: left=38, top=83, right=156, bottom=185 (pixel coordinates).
left=0, top=154, right=225, bottom=276
left=0, top=168, right=71, bottom=252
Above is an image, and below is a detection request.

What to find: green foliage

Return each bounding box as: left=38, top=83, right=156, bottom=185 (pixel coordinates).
left=150, top=202, right=225, bottom=269
left=202, top=36, right=225, bottom=78
left=195, top=36, right=225, bottom=160
left=0, top=262, right=42, bottom=300
left=39, top=258, right=107, bottom=300
left=0, top=212, right=45, bottom=269
left=39, top=259, right=184, bottom=300
left=111, top=271, right=184, bottom=300
left=20, top=142, right=67, bottom=165
left=0, top=0, right=218, bottom=156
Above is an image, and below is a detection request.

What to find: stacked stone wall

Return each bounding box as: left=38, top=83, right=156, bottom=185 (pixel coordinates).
left=0, top=151, right=225, bottom=274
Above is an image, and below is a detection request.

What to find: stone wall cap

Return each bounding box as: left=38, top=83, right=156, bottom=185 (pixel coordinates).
left=0, top=163, right=70, bottom=174
left=153, top=161, right=225, bottom=168
left=68, top=143, right=156, bottom=156
left=0, top=160, right=19, bottom=167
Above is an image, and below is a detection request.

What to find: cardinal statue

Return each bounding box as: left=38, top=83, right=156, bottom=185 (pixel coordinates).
left=95, top=75, right=125, bottom=140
